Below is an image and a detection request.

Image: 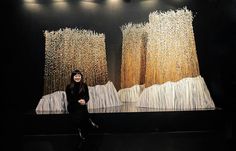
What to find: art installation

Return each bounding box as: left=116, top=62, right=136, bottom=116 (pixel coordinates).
left=37, top=28, right=122, bottom=112
left=37, top=7, right=215, bottom=111
left=44, top=28, right=108, bottom=95
left=119, top=8, right=215, bottom=109
left=120, top=23, right=147, bottom=89
left=145, top=8, right=199, bottom=86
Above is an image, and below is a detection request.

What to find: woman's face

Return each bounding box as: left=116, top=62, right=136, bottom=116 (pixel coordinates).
left=73, top=73, right=82, bottom=82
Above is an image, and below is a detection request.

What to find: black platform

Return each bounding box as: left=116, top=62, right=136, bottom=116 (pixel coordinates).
left=24, top=103, right=227, bottom=135
left=23, top=103, right=233, bottom=151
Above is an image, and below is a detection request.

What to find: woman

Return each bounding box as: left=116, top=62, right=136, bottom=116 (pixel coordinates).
left=66, top=69, right=97, bottom=141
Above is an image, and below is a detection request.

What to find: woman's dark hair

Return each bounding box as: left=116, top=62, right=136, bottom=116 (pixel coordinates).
left=70, top=69, right=84, bottom=84
left=69, top=69, right=85, bottom=92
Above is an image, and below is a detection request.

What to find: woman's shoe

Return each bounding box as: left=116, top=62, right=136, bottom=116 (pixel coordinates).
left=89, top=118, right=99, bottom=129
left=77, top=128, right=86, bottom=141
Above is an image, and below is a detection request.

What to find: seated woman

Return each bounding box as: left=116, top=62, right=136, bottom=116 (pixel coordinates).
left=66, top=69, right=98, bottom=141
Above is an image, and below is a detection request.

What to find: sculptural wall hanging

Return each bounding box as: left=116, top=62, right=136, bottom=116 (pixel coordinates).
left=120, top=23, right=147, bottom=89
left=145, top=8, right=200, bottom=87
left=37, top=28, right=121, bottom=111
left=119, top=8, right=215, bottom=109
left=39, top=8, right=215, bottom=111
left=44, top=28, right=108, bottom=95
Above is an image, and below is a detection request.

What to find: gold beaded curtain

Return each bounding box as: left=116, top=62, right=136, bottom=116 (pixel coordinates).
left=44, top=28, right=108, bottom=95
left=145, top=8, right=200, bottom=87
left=120, top=23, right=147, bottom=89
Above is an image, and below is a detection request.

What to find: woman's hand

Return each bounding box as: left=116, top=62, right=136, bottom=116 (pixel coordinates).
left=78, top=99, right=86, bottom=105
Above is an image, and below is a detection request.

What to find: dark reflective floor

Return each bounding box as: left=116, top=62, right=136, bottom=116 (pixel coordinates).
left=24, top=103, right=232, bottom=151
left=24, top=131, right=232, bottom=151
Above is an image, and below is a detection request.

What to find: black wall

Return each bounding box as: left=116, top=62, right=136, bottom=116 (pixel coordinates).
left=5, top=0, right=236, bottom=112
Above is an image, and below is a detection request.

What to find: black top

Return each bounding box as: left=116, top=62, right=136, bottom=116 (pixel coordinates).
left=66, top=83, right=89, bottom=113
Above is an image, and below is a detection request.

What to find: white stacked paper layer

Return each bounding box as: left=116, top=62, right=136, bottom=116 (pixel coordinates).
left=36, top=81, right=122, bottom=112
left=87, top=81, right=122, bottom=109
left=136, top=76, right=215, bottom=109
left=118, top=85, right=145, bottom=102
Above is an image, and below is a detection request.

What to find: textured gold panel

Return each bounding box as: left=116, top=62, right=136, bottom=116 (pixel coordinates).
left=120, top=23, right=147, bottom=88
left=145, top=8, right=200, bottom=86
left=44, top=28, right=108, bottom=94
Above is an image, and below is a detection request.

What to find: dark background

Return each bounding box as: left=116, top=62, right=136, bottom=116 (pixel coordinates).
left=4, top=0, right=236, bottom=113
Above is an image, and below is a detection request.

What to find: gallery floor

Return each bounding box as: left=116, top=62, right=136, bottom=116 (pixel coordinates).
left=23, top=102, right=232, bottom=151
